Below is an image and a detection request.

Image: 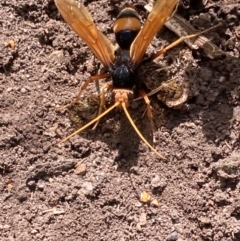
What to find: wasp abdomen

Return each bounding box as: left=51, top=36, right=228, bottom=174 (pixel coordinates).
left=114, top=8, right=141, bottom=50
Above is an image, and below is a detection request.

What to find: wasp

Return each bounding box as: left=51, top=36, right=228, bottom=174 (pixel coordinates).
left=54, top=0, right=218, bottom=158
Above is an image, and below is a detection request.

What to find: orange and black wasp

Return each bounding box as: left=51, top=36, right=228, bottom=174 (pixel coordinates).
left=54, top=0, right=216, bottom=158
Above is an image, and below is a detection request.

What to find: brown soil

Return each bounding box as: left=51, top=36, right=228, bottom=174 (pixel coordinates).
left=1, top=0, right=240, bottom=240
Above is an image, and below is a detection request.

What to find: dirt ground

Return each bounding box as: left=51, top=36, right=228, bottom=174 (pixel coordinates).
left=1, top=0, right=240, bottom=240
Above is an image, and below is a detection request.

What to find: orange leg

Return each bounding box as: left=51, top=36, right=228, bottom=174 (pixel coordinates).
left=58, top=73, right=110, bottom=110
left=92, top=83, right=114, bottom=130
left=58, top=101, right=120, bottom=145
left=122, top=102, right=165, bottom=159
left=139, top=90, right=154, bottom=134
left=148, top=23, right=222, bottom=61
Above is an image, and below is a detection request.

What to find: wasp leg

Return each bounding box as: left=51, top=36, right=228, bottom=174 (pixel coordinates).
left=122, top=102, right=165, bottom=159
left=58, top=101, right=120, bottom=145
left=139, top=90, right=155, bottom=137
left=57, top=73, right=110, bottom=111
left=92, top=83, right=114, bottom=130
left=148, top=23, right=222, bottom=61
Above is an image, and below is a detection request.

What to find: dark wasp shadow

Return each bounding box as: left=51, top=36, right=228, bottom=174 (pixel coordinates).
left=66, top=96, right=155, bottom=170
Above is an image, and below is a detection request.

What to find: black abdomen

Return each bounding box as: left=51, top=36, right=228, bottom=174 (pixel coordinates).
left=115, top=29, right=139, bottom=50
left=113, top=8, right=141, bottom=50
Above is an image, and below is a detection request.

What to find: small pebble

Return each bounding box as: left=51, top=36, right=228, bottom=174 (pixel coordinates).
left=170, top=209, right=179, bottom=223
left=96, top=172, right=105, bottom=183
left=20, top=87, right=27, bottom=93
left=65, top=194, right=73, bottom=201
left=151, top=175, right=161, bottom=188
left=81, top=182, right=93, bottom=195
left=140, top=191, right=151, bottom=203
left=75, top=163, right=87, bottom=175
left=37, top=180, right=45, bottom=190
left=151, top=175, right=167, bottom=190
left=17, top=193, right=28, bottom=203
left=166, top=231, right=178, bottom=241
left=31, top=229, right=38, bottom=235
left=8, top=39, right=15, bottom=49
left=27, top=180, right=36, bottom=189
left=138, top=212, right=147, bottom=226
left=174, top=224, right=183, bottom=234
left=48, top=50, right=64, bottom=63
left=151, top=199, right=160, bottom=207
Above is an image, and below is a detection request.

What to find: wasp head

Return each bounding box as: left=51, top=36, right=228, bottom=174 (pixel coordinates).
left=112, top=89, right=133, bottom=109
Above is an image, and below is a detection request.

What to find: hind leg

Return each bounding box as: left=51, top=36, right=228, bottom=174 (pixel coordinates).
left=139, top=90, right=155, bottom=136
left=58, top=73, right=110, bottom=110
left=92, top=83, right=113, bottom=130
left=146, top=23, right=222, bottom=62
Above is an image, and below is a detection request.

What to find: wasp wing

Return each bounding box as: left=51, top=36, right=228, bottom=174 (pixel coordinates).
left=130, top=0, right=179, bottom=66
left=55, top=0, right=115, bottom=67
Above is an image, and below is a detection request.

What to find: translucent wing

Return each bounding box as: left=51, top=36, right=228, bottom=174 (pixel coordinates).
left=130, top=0, right=179, bottom=66
left=55, top=0, right=115, bottom=67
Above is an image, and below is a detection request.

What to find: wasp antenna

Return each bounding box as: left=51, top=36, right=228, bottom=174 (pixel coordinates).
left=58, top=101, right=120, bottom=145
left=122, top=102, right=165, bottom=159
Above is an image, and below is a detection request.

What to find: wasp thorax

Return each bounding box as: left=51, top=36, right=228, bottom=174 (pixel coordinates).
left=112, top=64, right=135, bottom=88
left=111, top=50, right=136, bottom=88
